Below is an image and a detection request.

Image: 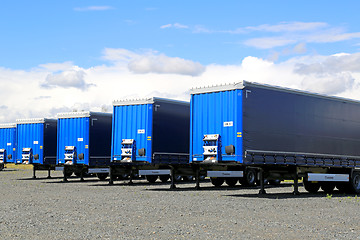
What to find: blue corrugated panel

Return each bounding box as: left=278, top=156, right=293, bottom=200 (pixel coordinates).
left=111, top=104, right=153, bottom=162
left=57, top=117, right=90, bottom=165
left=0, top=126, right=17, bottom=163
left=190, top=89, right=243, bottom=163
left=16, top=123, right=44, bottom=164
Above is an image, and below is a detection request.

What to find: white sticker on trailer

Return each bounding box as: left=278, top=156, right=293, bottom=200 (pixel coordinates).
left=223, top=121, right=233, bottom=127
left=138, top=129, right=145, bottom=134
left=7, top=143, right=11, bottom=146
left=78, top=138, right=83, bottom=142
left=207, top=171, right=243, bottom=177
left=307, top=173, right=349, bottom=182
left=33, top=141, right=38, bottom=144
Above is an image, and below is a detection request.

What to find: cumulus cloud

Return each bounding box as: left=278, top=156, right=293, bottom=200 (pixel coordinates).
left=2, top=49, right=360, bottom=123
left=103, top=48, right=206, bottom=76
left=41, top=67, right=94, bottom=90
left=74, top=6, right=114, bottom=11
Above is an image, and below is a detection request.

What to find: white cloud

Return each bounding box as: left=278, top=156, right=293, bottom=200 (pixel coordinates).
left=245, top=22, right=328, bottom=33
left=160, top=23, right=189, bottom=29
left=244, top=37, right=297, bottom=49
left=74, top=6, right=114, bottom=11
left=1, top=50, right=360, bottom=123
left=41, top=67, right=94, bottom=90
left=243, top=23, right=360, bottom=49
left=103, top=48, right=206, bottom=76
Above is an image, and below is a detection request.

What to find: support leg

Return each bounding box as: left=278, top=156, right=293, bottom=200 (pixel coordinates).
left=258, top=169, right=266, bottom=195
left=32, top=165, right=37, bottom=179
left=47, top=167, right=51, bottom=179
left=293, top=171, right=300, bottom=195
left=170, top=168, right=176, bottom=189
left=128, top=169, right=134, bottom=185
left=109, top=166, right=114, bottom=185
left=80, top=168, right=85, bottom=182
left=63, top=166, right=68, bottom=182
left=195, top=169, right=200, bottom=190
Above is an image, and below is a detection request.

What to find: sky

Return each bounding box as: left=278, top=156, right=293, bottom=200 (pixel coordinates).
left=1, top=1, right=360, bottom=122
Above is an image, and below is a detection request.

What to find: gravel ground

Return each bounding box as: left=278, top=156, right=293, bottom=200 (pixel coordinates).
left=1, top=167, right=360, bottom=239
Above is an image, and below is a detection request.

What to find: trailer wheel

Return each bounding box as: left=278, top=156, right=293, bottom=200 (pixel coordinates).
left=349, top=172, right=360, bottom=194
left=97, top=173, right=108, bottom=181
left=174, top=175, right=182, bottom=182
left=239, top=169, right=256, bottom=186
left=182, top=176, right=193, bottom=182
left=159, top=175, right=170, bottom=183
left=303, top=179, right=320, bottom=193
left=225, top=178, right=238, bottom=187
left=320, top=182, right=335, bottom=193
left=269, top=179, right=281, bottom=185
left=210, top=177, right=224, bottom=187
left=64, top=171, right=73, bottom=178
left=336, top=183, right=351, bottom=193
left=146, top=175, right=158, bottom=183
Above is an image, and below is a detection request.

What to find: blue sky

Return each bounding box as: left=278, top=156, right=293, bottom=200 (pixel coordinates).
left=1, top=1, right=360, bottom=69
left=1, top=1, right=360, bottom=122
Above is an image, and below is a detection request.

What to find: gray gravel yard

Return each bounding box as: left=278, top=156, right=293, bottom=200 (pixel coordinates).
left=1, top=167, right=360, bottom=239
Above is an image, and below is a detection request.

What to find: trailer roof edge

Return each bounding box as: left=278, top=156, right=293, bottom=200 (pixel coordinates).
left=0, top=123, right=16, bottom=129
left=191, top=80, right=360, bottom=105
left=113, top=97, right=189, bottom=106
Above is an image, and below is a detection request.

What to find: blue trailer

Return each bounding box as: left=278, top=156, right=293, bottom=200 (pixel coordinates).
left=56, top=111, right=112, bottom=181
left=15, top=118, right=57, bottom=178
left=0, top=123, right=17, bottom=169
left=190, top=81, right=360, bottom=194
left=109, top=97, right=191, bottom=184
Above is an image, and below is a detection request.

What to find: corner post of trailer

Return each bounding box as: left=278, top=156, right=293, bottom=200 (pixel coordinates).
left=32, top=165, right=37, bottom=179
left=109, top=166, right=114, bottom=185
left=170, top=167, right=176, bottom=189
left=195, top=168, right=201, bottom=190
left=293, top=169, right=300, bottom=195
left=258, top=168, right=266, bottom=195
left=63, top=165, right=68, bottom=182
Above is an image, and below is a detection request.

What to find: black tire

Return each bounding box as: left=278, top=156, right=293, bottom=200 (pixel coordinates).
left=174, top=175, right=182, bottom=182
left=321, top=182, right=335, bottom=193
left=182, top=176, right=193, bottom=182
left=159, top=175, right=170, bottom=183
left=269, top=179, right=281, bottom=185
left=199, top=175, right=206, bottom=181
left=349, top=172, right=360, bottom=194
left=336, top=183, right=351, bottom=193
left=146, top=175, right=158, bottom=183
left=225, top=178, right=238, bottom=187
left=74, top=172, right=82, bottom=177
left=239, top=169, right=256, bottom=186
left=210, top=177, right=224, bottom=187
left=64, top=171, right=73, bottom=178
left=303, top=179, right=320, bottom=193
left=97, top=173, right=108, bottom=181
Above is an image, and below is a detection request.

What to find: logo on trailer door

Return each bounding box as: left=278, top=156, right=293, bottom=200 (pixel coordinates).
left=223, top=121, right=233, bottom=127
left=7, top=143, right=11, bottom=146
left=78, top=138, right=83, bottom=142
left=33, top=141, right=39, bottom=144
left=138, top=129, right=145, bottom=134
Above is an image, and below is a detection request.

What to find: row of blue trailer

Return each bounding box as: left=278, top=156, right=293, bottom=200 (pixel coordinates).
left=2, top=81, right=360, bottom=195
